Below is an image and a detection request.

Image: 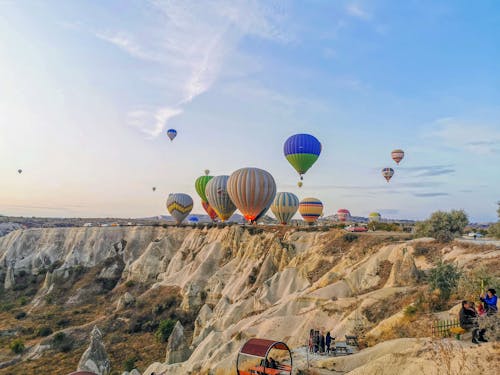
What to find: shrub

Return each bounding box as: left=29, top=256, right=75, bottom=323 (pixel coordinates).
left=404, top=305, right=418, bottom=317
left=51, top=332, right=74, bottom=353
left=10, top=339, right=25, bottom=354
left=428, top=262, right=461, bottom=305
left=124, top=357, right=138, bottom=372
left=343, top=233, right=358, bottom=242
left=37, top=326, right=53, bottom=337
left=56, top=318, right=70, bottom=328
left=125, top=280, right=136, bottom=288
left=415, top=210, right=468, bottom=242
left=15, top=311, right=27, bottom=320
left=19, top=297, right=28, bottom=306
left=155, top=319, right=176, bottom=343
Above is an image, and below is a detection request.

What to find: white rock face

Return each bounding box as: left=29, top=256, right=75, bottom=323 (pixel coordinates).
left=165, top=321, right=191, bottom=365
left=77, top=326, right=111, bottom=375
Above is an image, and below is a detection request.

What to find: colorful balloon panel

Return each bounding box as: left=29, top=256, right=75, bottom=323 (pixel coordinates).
left=202, top=200, right=218, bottom=221
left=195, top=175, right=213, bottom=202
left=299, top=197, right=323, bottom=223
left=382, top=167, right=395, bottom=182
left=284, top=134, right=321, bottom=176
left=271, top=192, right=299, bottom=225
left=337, top=209, right=351, bottom=222
left=391, top=149, right=405, bottom=164
left=369, top=212, right=381, bottom=222
left=205, top=176, right=237, bottom=222
left=166, top=193, right=193, bottom=224
left=167, top=129, right=177, bottom=141
left=227, top=168, right=276, bottom=222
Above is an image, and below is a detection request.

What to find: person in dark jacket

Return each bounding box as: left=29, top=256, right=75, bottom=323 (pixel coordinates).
left=480, top=288, right=498, bottom=315
left=320, top=332, right=325, bottom=353
left=313, top=331, right=319, bottom=353
left=459, top=300, right=486, bottom=343
left=325, top=332, right=332, bottom=353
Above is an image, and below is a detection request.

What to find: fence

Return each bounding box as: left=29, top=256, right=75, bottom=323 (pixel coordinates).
left=431, top=319, right=460, bottom=338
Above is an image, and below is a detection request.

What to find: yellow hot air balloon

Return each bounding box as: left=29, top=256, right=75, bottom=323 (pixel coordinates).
left=205, top=176, right=237, bottom=222
left=166, top=193, right=193, bottom=224
left=299, top=198, right=323, bottom=223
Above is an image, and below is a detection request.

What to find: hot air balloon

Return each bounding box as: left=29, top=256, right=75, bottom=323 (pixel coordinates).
left=382, top=167, right=395, bottom=182
left=284, top=134, right=321, bottom=183
left=166, top=193, right=193, bottom=224
left=152, top=187, right=156, bottom=192
left=167, top=129, right=177, bottom=141
left=205, top=176, right=237, bottom=222
left=17, top=169, right=22, bottom=174
left=369, top=212, right=381, bottom=222
left=227, top=168, right=276, bottom=223
left=195, top=173, right=213, bottom=203
left=299, top=198, right=323, bottom=223
left=297, top=181, right=303, bottom=188
left=201, top=200, right=218, bottom=221
left=337, top=208, right=351, bottom=222
left=271, top=192, right=299, bottom=225
left=391, top=149, right=405, bottom=164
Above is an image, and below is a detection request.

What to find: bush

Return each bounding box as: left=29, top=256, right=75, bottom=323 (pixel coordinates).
left=124, top=357, right=138, bottom=372
left=56, top=318, right=70, bottom=328
left=15, top=311, right=27, bottom=320
left=155, top=319, right=176, bottom=343
left=51, top=332, right=73, bottom=353
left=125, top=280, right=136, bottom=288
left=19, top=297, right=28, bottom=306
left=10, top=339, right=25, bottom=354
left=415, top=210, right=468, bottom=242
left=37, top=326, right=53, bottom=337
left=404, top=305, right=418, bottom=317
left=428, top=262, right=461, bottom=305
left=343, top=233, right=358, bottom=242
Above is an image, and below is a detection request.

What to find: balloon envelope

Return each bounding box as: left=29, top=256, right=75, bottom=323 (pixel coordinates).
left=337, top=208, right=351, bottom=222
left=284, top=134, right=321, bottom=177
left=205, top=176, right=237, bottom=222
left=227, top=168, right=276, bottom=223
left=17, top=169, right=22, bottom=174
left=167, top=129, right=177, bottom=141
left=271, top=192, right=299, bottom=225
left=382, top=167, right=395, bottom=182
left=152, top=187, right=156, bottom=192
left=166, top=193, right=193, bottom=224
left=299, top=198, right=323, bottom=223
left=369, top=212, right=381, bottom=222
left=202, top=200, right=218, bottom=221
left=195, top=175, right=213, bottom=203
left=391, top=149, right=405, bottom=164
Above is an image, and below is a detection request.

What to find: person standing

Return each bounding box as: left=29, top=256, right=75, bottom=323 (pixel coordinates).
left=320, top=331, right=325, bottom=353
left=325, top=332, right=332, bottom=353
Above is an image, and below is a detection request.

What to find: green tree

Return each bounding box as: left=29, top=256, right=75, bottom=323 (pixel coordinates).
left=428, top=262, right=461, bottom=303
left=415, top=210, right=468, bottom=242
left=155, top=319, right=176, bottom=343
left=10, top=339, right=25, bottom=354
left=488, top=202, right=500, bottom=239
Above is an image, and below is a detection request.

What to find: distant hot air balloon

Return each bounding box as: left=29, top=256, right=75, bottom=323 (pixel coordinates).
left=227, top=168, right=277, bottom=223
left=166, top=193, right=193, bottom=224
left=195, top=173, right=214, bottom=203
left=297, top=181, right=303, bottom=188
left=204, top=169, right=210, bottom=176
left=201, top=200, right=218, bottom=221
left=369, top=212, right=381, bottom=222
left=337, top=208, right=351, bottom=222
left=17, top=169, right=22, bottom=174
left=167, top=129, right=177, bottom=141
left=284, top=134, right=322, bottom=183
left=391, top=149, right=405, bottom=165
left=271, top=192, right=299, bottom=225
left=188, top=216, right=199, bottom=223
left=205, top=176, right=237, bottom=222
left=152, top=187, right=156, bottom=192
left=299, top=198, right=323, bottom=223
left=382, top=167, right=395, bottom=182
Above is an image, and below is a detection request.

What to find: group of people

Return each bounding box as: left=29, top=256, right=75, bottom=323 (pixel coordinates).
left=308, top=329, right=334, bottom=354
left=260, top=357, right=279, bottom=369
left=459, top=288, right=497, bottom=344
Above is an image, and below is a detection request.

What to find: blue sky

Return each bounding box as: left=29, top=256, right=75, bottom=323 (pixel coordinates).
left=0, top=0, right=499, bottom=221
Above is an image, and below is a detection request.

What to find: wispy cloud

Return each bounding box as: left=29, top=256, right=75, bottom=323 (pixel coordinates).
left=346, top=3, right=371, bottom=20
left=413, top=192, right=449, bottom=198
left=93, top=0, right=290, bottom=137
left=430, top=118, right=500, bottom=154
left=404, top=165, right=455, bottom=177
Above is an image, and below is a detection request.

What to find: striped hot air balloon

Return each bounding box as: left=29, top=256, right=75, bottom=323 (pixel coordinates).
left=391, top=149, right=405, bottom=164
left=167, top=129, right=177, bottom=141
left=205, top=176, right=237, bottom=222
left=369, top=212, right=381, bottom=222
left=195, top=171, right=213, bottom=203
left=284, top=134, right=322, bottom=183
left=337, top=208, right=351, bottom=222
left=382, top=167, right=395, bottom=182
left=299, top=197, right=323, bottom=223
left=166, top=193, right=193, bottom=224
left=227, top=168, right=276, bottom=223
left=271, top=192, right=299, bottom=225
left=201, top=200, right=218, bottom=221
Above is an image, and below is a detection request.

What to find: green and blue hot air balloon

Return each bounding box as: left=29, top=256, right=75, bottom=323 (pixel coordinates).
left=284, top=134, right=321, bottom=186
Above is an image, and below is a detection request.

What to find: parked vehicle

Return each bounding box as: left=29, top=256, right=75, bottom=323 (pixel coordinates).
left=346, top=225, right=368, bottom=232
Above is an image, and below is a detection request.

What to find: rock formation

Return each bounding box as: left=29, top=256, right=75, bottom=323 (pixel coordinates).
left=77, top=326, right=111, bottom=375
left=165, top=321, right=191, bottom=364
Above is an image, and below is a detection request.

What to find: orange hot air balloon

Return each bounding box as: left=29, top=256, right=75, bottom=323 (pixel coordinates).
left=202, top=200, right=218, bottom=221
left=299, top=198, right=323, bottom=223
left=391, top=149, right=405, bottom=164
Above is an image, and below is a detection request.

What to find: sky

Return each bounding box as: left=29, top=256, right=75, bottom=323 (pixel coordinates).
left=0, top=0, right=499, bottom=222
